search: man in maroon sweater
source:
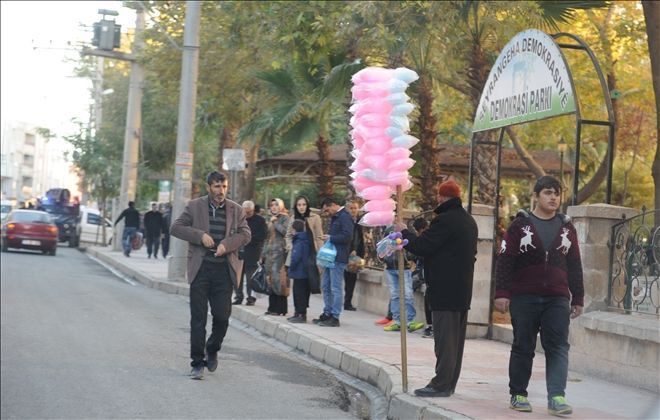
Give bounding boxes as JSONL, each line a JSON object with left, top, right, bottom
{"left": 495, "top": 176, "right": 584, "bottom": 417}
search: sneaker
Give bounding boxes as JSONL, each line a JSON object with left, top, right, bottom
{"left": 245, "top": 297, "right": 256, "bottom": 306}
{"left": 375, "top": 317, "right": 393, "bottom": 325}
{"left": 384, "top": 323, "right": 401, "bottom": 332}
{"left": 318, "top": 316, "right": 340, "bottom": 327}
{"left": 287, "top": 314, "right": 306, "bottom": 323}
{"left": 205, "top": 352, "right": 218, "bottom": 372}
{"left": 312, "top": 313, "right": 330, "bottom": 324}
{"left": 344, "top": 304, "right": 357, "bottom": 311}
{"left": 422, "top": 326, "right": 433, "bottom": 338}
{"left": 548, "top": 395, "right": 572, "bottom": 416}
{"left": 190, "top": 365, "right": 204, "bottom": 380}
{"left": 232, "top": 298, "right": 243, "bottom": 305}
{"left": 510, "top": 395, "right": 532, "bottom": 412}
{"left": 407, "top": 321, "right": 425, "bottom": 332}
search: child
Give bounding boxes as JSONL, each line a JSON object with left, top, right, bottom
{"left": 287, "top": 219, "right": 311, "bottom": 323}
{"left": 412, "top": 218, "right": 433, "bottom": 338}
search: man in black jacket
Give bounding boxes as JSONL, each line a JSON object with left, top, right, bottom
{"left": 397, "top": 179, "right": 478, "bottom": 397}
{"left": 144, "top": 203, "right": 164, "bottom": 259}
{"left": 233, "top": 200, "right": 267, "bottom": 305}
{"left": 114, "top": 201, "right": 140, "bottom": 257}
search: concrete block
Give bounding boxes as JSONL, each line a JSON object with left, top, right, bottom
{"left": 254, "top": 317, "right": 266, "bottom": 332}
{"left": 377, "top": 364, "right": 400, "bottom": 395}
{"left": 421, "top": 404, "right": 472, "bottom": 420}
{"left": 340, "top": 350, "right": 362, "bottom": 377}
{"left": 568, "top": 204, "right": 638, "bottom": 221}
{"left": 261, "top": 318, "right": 277, "bottom": 337}
{"left": 297, "top": 333, "right": 313, "bottom": 354}
{"left": 309, "top": 338, "right": 332, "bottom": 361}
{"left": 274, "top": 324, "right": 291, "bottom": 342}
{"left": 358, "top": 358, "right": 383, "bottom": 386}
{"left": 387, "top": 394, "right": 424, "bottom": 420}
{"left": 324, "top": 344, "right": 348, "bottom": 369}
{"left": 285, "top": 329, "right": 300, "bottom": 348}
{"left": 243, "top": 310, "right": 259, "bottom": 326}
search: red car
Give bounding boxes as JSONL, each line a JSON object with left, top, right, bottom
{"left": 1, "top": 209, "right": 59, "bottom": 255}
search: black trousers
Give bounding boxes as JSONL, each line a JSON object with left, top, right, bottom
{"left": 146, "top": 232, "right": 160, "bottom": 257}
{"left": 268, "top": 294, "right": 288, "bottom": 315}
{"left": 292, "top": 277, "right": 310, "bottom": 315}
{"left": 424, "top": 292, "right": 432, "bottom": 325}
{"left": 189, "top": 261, "right": 232, "bottom": 368}
{"left": 344, "top": 271, "right": 357, "bottom": 306}
{"left": 429, "top": 310, "right": 468, "bottom": 392}
{"left": 234, "top": 263, "right": 258, "bottom": 301}
{"left": 161, "top": 234, "right": 170, "bottom": 257}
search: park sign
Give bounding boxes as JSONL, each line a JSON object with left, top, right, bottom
{"left": 473, "top": 29, "right": 576, "bottom": 132}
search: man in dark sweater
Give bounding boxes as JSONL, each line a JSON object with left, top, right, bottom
{"left": 114, "top": 201, "right": 140, "bottom": 257}
{"left": 144, "top": 203, "right": 164, "bottom": 259}
{"left": 495, "top": 176, "right": 584, "bottom": 416}
{"left": 233, "top": 200, "right": 267, "bottom": 305}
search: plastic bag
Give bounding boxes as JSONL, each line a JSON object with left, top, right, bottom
{"left": 250, "top": 263, "right": 271, "bottom": 295}
{"left": 316, "top": 241, "right": 337, "bottom": 268}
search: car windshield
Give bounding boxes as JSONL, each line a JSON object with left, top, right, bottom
{"left": 40, "top": 204, "right": 77, "bottom": 216}
{"left": 10, "top": 211, "right": 52, "bottom": 223}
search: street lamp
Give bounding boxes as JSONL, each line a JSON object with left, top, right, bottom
{"left": 557, "top": 137, "right": 567, "bottom": 206}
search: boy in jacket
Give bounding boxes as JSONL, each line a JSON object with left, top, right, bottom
{"left": 288, "top": 220, "right": 312, "bottom": 323}
{"left": 495, "top": 176, "right": 584, "bottom": 416}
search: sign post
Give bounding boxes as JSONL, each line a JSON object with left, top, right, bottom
{"left": 222, "top": 148, "right": 246, "bottom": 201}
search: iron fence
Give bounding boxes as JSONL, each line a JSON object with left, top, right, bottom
{"left": 608, "top": 208, "right": 659, "bottom": 315}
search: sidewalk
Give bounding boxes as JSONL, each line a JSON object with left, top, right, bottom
{"left": 84, "top": 246, "right": 659, "bottom": 420}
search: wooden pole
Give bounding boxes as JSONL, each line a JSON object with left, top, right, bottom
{"left": 396, "top": 184, "right": 408, "bottom": 392}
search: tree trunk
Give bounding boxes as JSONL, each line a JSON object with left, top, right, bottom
{"left": 243, "top": 139, "right": 260, "bottom": 203}
{"left": 316, "top": 135, "right": 334, "bottom": 198}
{"left": 417, "top": 72, "right": 441, "bottom": 211}
{"left": 642, "top": 1, "right": 660, "bottom": 223}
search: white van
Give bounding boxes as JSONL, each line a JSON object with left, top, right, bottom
{"left": 77, "top": 206, "right": 113, "bottom": 245}
{"left": 1, "top": 200, "right": 13, "bottom": 221}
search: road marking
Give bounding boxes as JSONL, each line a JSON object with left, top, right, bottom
{"left": 86, "top": 254, "right": 137, "bottom": 286}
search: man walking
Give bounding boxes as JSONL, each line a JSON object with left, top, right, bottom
{"left": 144, "top": 203, "right": 163, "bottom": 259}
{"left": 397, "top": 179, "right": 478, "bottom": 397}
{"left": 161, "top": 203, "right": 171, "bottom": 258}
{"left": 343, "top": 200, "right": 364, "bottom": 311}
{"left": 170, "top": 171, "right": 251, "bottom": 380}
{"left": 495, "top": 175, "right": 584, "bottom": 416}
{"left": 114, "top": 201, "right": 140, "bottom": 257}
{"left": 233, "top": 200, "right": 267, "bottom": 305}
{"left": 313, "top": 197, "right": 353, "bottom": 327}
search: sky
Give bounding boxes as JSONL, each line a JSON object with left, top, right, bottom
{"left": 1, "top": 1, "right": 136, "bottom": 137}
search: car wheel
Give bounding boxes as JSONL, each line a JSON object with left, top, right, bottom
{"left": 68, "top": 235, "right": 79, "bottom": 248}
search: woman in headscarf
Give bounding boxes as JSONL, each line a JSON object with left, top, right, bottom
{"left": 284, "top": 195, "right": 324, "bottom": 322}
{"left": 264, "top": 198, "right": 290, "bottom": 315}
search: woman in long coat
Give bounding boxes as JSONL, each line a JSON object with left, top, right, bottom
{"left": 285, "top": 195, "right": 324, "bottom": 265}
{"left": 264, "top": 198, "right": 290, "bottom": 315}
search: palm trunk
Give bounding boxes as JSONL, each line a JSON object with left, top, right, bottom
{"left": 243, "top": 139, "right": 260, "bottom": 203}
{"left": 316, "top": 135, "right": 334, "bottom": 198}
{"left": 417, "top": 73, "right": 441, "bottom": 211}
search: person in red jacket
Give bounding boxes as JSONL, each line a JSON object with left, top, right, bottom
{"left": 495, "top": 176, "right": 584, "bottom": 417}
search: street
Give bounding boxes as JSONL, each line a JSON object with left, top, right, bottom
{"left": 1, "top": 246, "right": 357, "bottom": 419}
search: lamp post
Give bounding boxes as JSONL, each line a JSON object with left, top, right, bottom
{"left": 557, "top": 137, "right": 567, "bottom": 207}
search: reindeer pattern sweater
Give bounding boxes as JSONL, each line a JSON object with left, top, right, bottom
{"left": 495, "top": 210, "right": 584, "bottom": 306}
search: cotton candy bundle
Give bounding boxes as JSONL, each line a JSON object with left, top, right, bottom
{"left": 349, "top": 67, "right": 419, "bottom": 227}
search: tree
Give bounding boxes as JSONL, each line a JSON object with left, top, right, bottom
{"left": 642, "top": 1, "right": 660, "bottom": 220}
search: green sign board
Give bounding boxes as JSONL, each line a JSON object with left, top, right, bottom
{"left": 473, "top": 29, "right": 576, "bottom": 132}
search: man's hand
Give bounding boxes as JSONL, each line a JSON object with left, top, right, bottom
{"left": 321, "top": 234, "right": 330, "bottom": 241}
{"left": 215, "top": 244, "right": 226, "bottom": 257}
{"left": 570, "top": 305, "right": 583, "bottom": 319}
{"left": 494, "top": 298, "right": 510, "bottom": 313}
{"left": 350, "top": 250, "right": 356, "bottom": 256}
{"left": 201, "top": 233, "right": 215, "bottom": 248}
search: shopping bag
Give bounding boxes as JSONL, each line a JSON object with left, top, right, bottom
{"left": 316, "top": 241, "right": 336, "bottom": 268}
{"left": 131, "top": 231, "right": 144, "bottom": 250}
{"left": 250, "top": 263, "right": 271, "bottom": 295}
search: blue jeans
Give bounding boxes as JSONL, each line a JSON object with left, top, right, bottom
{"left": 321, "top": 263, "right": 347, "bottom": 318}
{"left": 386, "top": 269, "right": 416, "bottom": 324}
{"left": 122, "top": 227, "right": 137, "bottom": 254}
{"left": 508, "top": 295, "right": 571, "bottom": 399}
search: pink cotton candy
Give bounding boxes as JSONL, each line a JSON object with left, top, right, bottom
{"left": 359, "top": 211, "right": 395, "bottom": 227}
{"left": 391, "top": 135, "right": 419, "bottom": 148}
{"left": 362, "top": 154, "right": 389, "bottom": 170}
{"left": 352, "top": 177, "right": 381, "bottom": 192}
{"left": 350, "top": 100, "right": 393, "bottom": 117}
{"left": 362, "top": 137, "right": 392, "bottom": 154}
{"left": 358, "top": 185, "right": 393, "bottom": 201}
{"left": 380, "top": 171, "right": 410, "bottom": 187}
{"left": 353, "top": 124, "right": 387, "bottom": 140}
{"left": 388, "top": 158, "right": 415, "bottom": 172}
{"left": 352, "top": 67, "right": 394, "bottom": 84}
{"left": 385, "top": 147, "right": 411, "bottom": 160}
{"left": 362, "top": 199, "right": 396, "bottom": 213}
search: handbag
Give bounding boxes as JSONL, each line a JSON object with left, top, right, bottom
{"left": 250, "top": 263, "right": 271, "bottom": 295}
{"left": 316, "top": 241, "right": 337, "bottom": 268}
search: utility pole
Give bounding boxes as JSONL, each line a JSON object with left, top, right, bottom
{"left": 114, "top": 7, "right": 145, "bottom": 251}
{"left": 168, "top": 1, "right": 201, "bottom": 281}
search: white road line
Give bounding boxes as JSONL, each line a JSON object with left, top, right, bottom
{"left": 86, "top": 253, "right": 137, "bottom": 286}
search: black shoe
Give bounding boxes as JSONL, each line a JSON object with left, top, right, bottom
{"left": 318, "top": 316, "right": 340, "bottom": 327}
{"left": 232, "top": 298, "right": 243, "bottom": 305}
{"left": 265, "top": 311, "right": 281, "bottom": 315}
{"left": 422, "top": 326, "right": 433, "bottom": 338}
{"left": 148, "top": 254, "right": 151, "bottom": 259}
{"left": 206, "top": 352, "right": 218, "bottom": 372}
{"left": 154, "top": 255, "right": 158, "bottom": 259}
{"left": 287, "top": 314, "right": 306, "bottom": 323}
{"left": 312, "top": 313, "right": 330, "bottom": 324}
{"left": 123, "top": 250, "right": 130, "bottom": 257}
{"left": 414, "top": 386, "right": 452, "bottom": 397}
{"left": 344, "top": 304, "right": 357, "bottom": 311}
{"left": 245, "top": 297, "right": 256, "bottom": 306}
{"left": 190, "top": 365, "right": 204, "bottom": 380}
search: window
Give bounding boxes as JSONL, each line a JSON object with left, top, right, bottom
{"left": 87, "top": 213, "right": 102, "bottom": 225}
{"left": 25, "top": 134, "right": 35, "bottom": 145}
{"left": 23, "top": 154, "right": 34, "bottom": 165}
{"left": 22, "top": 176, "right": 33, "bottom": 187}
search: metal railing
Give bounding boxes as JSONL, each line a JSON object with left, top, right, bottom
{"left": 608, "top": 208, "right": 659, "bottom": 315}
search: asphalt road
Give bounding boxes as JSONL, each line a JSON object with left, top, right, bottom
{"left": 1, "top": 246, "right": 357, "bottom": 419}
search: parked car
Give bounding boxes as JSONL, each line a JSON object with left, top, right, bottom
{"left": 1, "top": 209, "right": 59, "bottom": 255}
{"left": 77, "top": 206, "right": 113, "bottom": 245}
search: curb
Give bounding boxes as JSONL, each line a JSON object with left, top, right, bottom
{"left": 84, "top": 247, "right": 471, "bottom": 420}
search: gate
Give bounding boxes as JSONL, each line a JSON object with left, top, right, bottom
{"left": 608, "top": 208, "right": 660, "bottom": 315}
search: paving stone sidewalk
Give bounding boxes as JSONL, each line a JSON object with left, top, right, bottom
{"left": 85, "top": 246, "right": 659, "bottom": 420}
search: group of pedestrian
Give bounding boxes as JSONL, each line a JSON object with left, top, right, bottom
{"left": 114, "top": 201, "right": 171, "bottom": 259}
{"left": 168, "top": 170, "right": 585, "bottom": 418}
